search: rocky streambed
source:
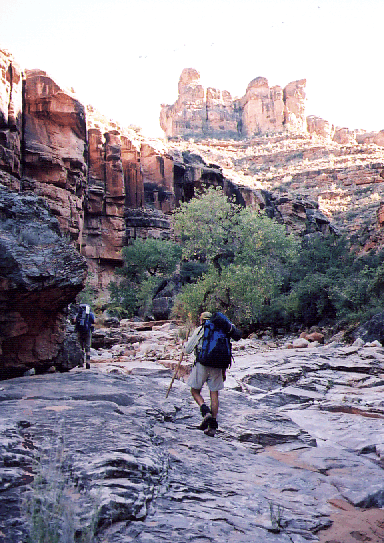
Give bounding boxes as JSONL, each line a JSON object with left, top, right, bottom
{"left": 1, "top": 321, "right": 384, "bottom": 542}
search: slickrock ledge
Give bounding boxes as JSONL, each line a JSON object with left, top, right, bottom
{"left": 1, "top": 327, "right": 384, "bottom": 543}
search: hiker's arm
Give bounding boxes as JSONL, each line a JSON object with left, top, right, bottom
{"left": 91, "top": 312, "right": 95, "bottom": 332}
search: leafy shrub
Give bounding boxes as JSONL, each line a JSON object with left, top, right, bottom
{"left": 172, "top": 188, "right": 298, "bottom": 326}
{"left": 265, "top": 234, "right": 384, "bottom": 329}
{"left": 108, "top": 238, "right": 182, "bottom": 319}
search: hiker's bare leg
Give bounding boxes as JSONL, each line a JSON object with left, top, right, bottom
{"left": 191, "top": 388, "right": 205, "bottom": 407}
{"left": 210, "top": 391, "right": 219, "bottom": 419}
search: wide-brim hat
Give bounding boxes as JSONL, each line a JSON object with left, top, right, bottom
{"left": 200, "top": 311, "right": 212, "bottom": 321}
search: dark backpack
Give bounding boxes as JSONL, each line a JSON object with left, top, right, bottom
{"left": 75, "top": 306, "right": 91, "bottom": 333}
{"left": 196, "top": 312, "right": 241, "bottom": 369}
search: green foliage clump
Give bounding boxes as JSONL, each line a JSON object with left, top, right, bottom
{"left": 106, "top": 187, "right": 384, "bottom": 331}
{"left": 172, "top": 187, "right": 299, "bottom": 326}
{"left": 262, "top": 235, "right": 384, "bottom": 328}
{"left": 108, "top": 238, "right": 182, "bottom": 319}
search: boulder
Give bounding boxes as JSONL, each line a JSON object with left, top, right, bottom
{"left": 354, "top": 312, "right": 384, "bottom": 344}
{"left": 300, "top": 331, "right": 325, "bottom": 343}
{"left": 0, "top": 185, "right": 87, "bottom": 378}
{"left": 292, "top": 337, "right": 309, "bottom": 348}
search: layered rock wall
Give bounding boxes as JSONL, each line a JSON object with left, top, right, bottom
{"left": 0, "top": 53, "right": 174, "bottom": 289}
{"left": 160, "top": 68, "right": 307, "bottom": 139}
{"left": 23, "top": 69, "right": 87, "bottom": 243}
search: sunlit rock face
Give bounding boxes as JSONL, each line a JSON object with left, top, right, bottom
{"left": 83, "top": 124, "right": 127, "bottom": 289}
{"left": 307, "top": 115, "right": 335, "bottom": 140}
{"left": 333, "top": 126, "right": 357, "bottom": 144}
{"left": 241, "top": 77, "right": 285, "bottom": 136}
{"left": 84, "top": 110, "right": 174, "bottom": 288}
{"left": 23, "top": 69, "right": 87, "bottom": 245}
{"left": 283, "top": 79, "right": 307, "bottom": 133}
{"left": 160, "top": 68, "right": 240, "bottom": 139}
{"left": 160, "top": 69, "right": 307, "bottom": 139}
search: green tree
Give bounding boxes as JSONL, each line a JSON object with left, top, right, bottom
{"left": 172, "top": 187, "right": 299, "bottom": 325}
{"left": 109, "top": 238, "right": 182, "bottom": 318}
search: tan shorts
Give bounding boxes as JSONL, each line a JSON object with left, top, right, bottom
{"left": 188, "top": 362, "right": 224, "bottom": 392}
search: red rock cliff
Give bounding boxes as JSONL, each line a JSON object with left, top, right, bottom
{"left": 0, "top": 53, "right": 174, "bottom": 290}
{"left": 160, "top": 68, "right": 307, "bottom": 139}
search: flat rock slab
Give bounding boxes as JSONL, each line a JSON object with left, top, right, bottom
{"left": 0, "top": 346, "right": 384, "bottom": 542}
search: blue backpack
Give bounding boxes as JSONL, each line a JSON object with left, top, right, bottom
{"left": 196, "top": 312, "right": 241, "bottom": 369}
{"left": 75, "top": 305, "right": 93, "bottom": 333}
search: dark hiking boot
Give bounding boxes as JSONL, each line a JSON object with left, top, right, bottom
{"left": 199, "top": 413, "right": 213, "bottom": 431}
{"left": 85, "top": 362, "right": 91, "bottom": 369}
{"left": 199, "top": 403, "right": 213, "bottom": 430}
{"left": 200, "top": 404, "right": 211, "bottom": 417}
{"left": 204, "top": 417, "right": 218, "bottom": 437}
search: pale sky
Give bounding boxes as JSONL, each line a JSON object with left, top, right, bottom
{"left": 1, "top": 0, "right": 383, "bottom": 137}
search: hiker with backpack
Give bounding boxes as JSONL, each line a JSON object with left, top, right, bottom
{"left": 74, "top": 304, "right": 95, "bottom": 369}
{"left": 184, "top": 311, "right": 242, "bottom": 437}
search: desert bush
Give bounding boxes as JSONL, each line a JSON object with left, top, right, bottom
{"left": 23, "top": 429, "right": 98, "bottom": 543}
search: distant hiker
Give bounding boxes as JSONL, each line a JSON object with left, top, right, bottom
{"left": 74, "top": 304, "right": 95, "bottom": 369}
{"left": 184, "top": 311, "right": 242, "bottom": 437}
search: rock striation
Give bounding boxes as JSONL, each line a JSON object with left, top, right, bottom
{"left": 160, "top": 68, "right": 308, "bottom": 139}
{"left": 1, "top": 324, "right": 384, "bottom": 542}
{"left": 0, "top": 185, "right": 87, "bottom": 378}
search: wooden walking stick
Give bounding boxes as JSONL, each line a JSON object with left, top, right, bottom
{"left": 166, "top": 321, "right": 192, "bottom": 398}
{"left": 165, "top": 350, "right": 184, "bottom": 398}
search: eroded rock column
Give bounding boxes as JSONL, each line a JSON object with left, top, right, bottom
{"left": 23, "top": 69, "right": 87, "bottom": 245}
{"left": 0, "top": 49, "right": 23, "bottom": 187}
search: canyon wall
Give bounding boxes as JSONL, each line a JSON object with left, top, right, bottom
{"left": 0, "top": 49, "right": 22, "bottom": 187}
{"left": 4, "top": 51, "right": 325, "bottom": 293}
{"left": 2, "top": 48, "right": 384, "bottom": 296}
{"left": 160, "top": 68, "right": 307, "bottom": 139}
{"left": 161, "top": 69, "right": 383, "bottom": 150}
{"left": 0, "top": 49, "right": 177, "bottom": 290}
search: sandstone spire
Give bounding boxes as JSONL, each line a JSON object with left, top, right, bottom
{"left": 160, "top": 69, "right": 307, "bottom": 139}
